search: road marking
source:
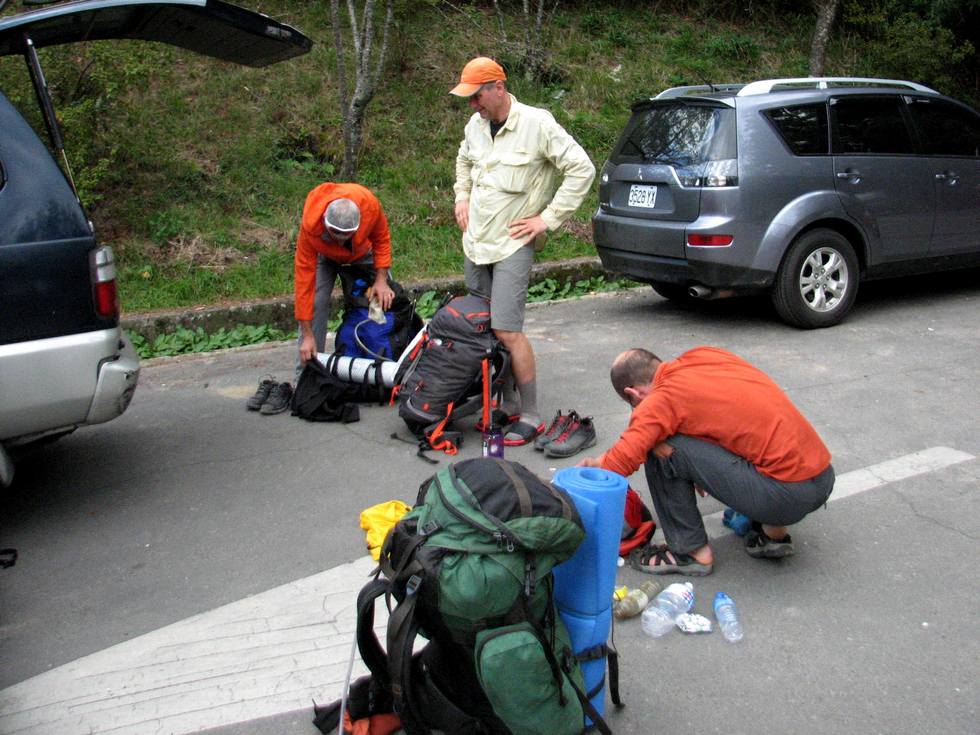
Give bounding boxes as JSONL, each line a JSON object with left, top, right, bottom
{"left": 0, "top": 446, "right": 973, "bottom": 735}
{"left": 702, "top": 446, "right": 975, "bottom": 539}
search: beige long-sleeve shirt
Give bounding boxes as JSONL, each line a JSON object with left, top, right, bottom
{"left": 454, "top": 95, "right": 595, "bottom": 265}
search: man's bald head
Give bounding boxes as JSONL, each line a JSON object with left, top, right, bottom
{"left": 610, "top": 348, "right": 662, "bottom": 401}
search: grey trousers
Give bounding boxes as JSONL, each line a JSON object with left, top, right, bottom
{"left": 643, "top": 435, "right": 835, "bottom": 554}
{"left": 295, "top": 253, "right": 374, "bottom": 380}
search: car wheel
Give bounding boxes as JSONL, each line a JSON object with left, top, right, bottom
{"left": 772, "top": 229, "right": 859, "bottom": 328}
{"left": 650, "top": 282, "right": 694, "bottom": 303}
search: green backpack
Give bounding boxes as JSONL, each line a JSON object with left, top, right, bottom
{"left": 352, "top": 457, "right": 615, "bottom": 735}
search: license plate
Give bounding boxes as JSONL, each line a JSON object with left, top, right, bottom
{"left": 627, "top": 184, "right": 657, "bottom": 208}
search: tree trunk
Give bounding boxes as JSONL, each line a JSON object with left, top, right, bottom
{"left": 330, "top": 0, "right": 393, "bottom": 181}
{"left": 809, "top": 0, "right": 841, "bottom": 77}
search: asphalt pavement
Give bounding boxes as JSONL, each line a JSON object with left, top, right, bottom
{"left": 1, "top": 274, "right": 978, "bottom": 735}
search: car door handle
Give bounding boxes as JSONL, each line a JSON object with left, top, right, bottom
{"left": 935, "top": 171, "right": 960, "bottom": 183}
{"left": 836, "top": 171, "right": 861, "bottom": 182}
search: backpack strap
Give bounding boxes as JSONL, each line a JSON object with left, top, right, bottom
{"left": 355, "top": 578, "right": 391, "bottom": 687}
{"left": 425, "top": 403, "right": 460, "bottom": 456}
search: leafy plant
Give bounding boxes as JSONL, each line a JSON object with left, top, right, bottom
{"left": 128, "top": 324, "right": 289, "bottom": 359}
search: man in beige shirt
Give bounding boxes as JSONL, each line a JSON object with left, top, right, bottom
{"left": 450, "top": 57, "right": 595, "bottom": 445}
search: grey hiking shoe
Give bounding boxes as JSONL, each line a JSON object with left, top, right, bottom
{"left": 246, "top": 375, "right": 276, "bottom": 411}
{"left": 745, "top": 529, "right": 794, "bottom": 558}
{"left": 545, "top": 414, "right": 597, "bottom": 458}
{"left": 534, "top": 409, "right": 575, "bottom": 451}
{"left": 260, "top": 382, "right": 293, "bottom": 415}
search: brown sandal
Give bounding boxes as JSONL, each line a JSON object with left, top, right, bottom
{"left": 628, "top": 544, "right": 713, "bottom": 576}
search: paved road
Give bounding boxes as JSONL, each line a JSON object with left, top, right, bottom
{"left": 2, "top": 275, "right": 978, "bottom": 735}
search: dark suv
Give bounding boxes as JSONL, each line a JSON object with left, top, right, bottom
{"left": 0, "top": 0, "right": 311, "bottom": 486}
{"left": 592, "top": 77, "right": 980, "bottom": 328}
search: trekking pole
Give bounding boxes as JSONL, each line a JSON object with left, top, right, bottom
{"left": 336, "top": 632, "right": 359, "bottom": 735}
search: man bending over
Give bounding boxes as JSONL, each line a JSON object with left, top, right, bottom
{"left": 581, "top": 346, "right": 835, "bottom": 575}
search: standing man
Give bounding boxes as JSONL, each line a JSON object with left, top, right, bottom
{"left": 580, "top": 346, "right": 835, "bottom": 575}
{"left": 450, "top": 57, "right": 595, "bottom": 445}
{"left": 295, "top": 182, "right": 395, "bottom": 377}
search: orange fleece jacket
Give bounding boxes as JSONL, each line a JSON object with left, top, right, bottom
{"left": 600, "top": 347, "right": 831, "bottom": 482}
{"left": 294, "top": 183, "right": 392, "bottom": 322}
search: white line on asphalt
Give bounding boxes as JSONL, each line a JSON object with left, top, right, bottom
{"left": 0, "top": 446, "right": 973, "bottom": 735}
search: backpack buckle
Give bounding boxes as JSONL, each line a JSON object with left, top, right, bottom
{"left": 421, "top": 520, "right": 440, "bottom": 536}
{"left": 405, "top": 574, "right": 422, "bottom": 596}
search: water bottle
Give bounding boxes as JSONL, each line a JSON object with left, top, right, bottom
{"left": 613, "top": 579, "right": 661, "bottom": 620}
{"left": 713, "top": 592, "right": 744, "bottom": 642}
{"left": 482, "top": 427, "right": 504, "bottom": 458}
{"left": 368, "top": 297, "right": 385, "bottom": 324}
{"left": 351, "top": 278, "right": 367, "bottom": 298}
{"left": 640, "top": 582, "right": 694, "bottom": 638}
{"left": 723, "top": 507, "right": 752, "bottom": 536}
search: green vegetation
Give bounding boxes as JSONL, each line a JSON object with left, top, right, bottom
{"left": 0, "top": 0, "right": 976, "bottom": 316}
{"left": 127, "top": 274, "right": 636, "bottom": 359}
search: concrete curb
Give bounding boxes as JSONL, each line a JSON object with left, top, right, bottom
{"left": 121, "top": 256, "right": 609, "bottom": 341}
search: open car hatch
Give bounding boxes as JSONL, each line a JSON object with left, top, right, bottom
{"left": 0, "top": 0, "right": 312, "bottom": 66}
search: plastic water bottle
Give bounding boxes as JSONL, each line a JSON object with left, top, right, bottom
{"left": 723, "top": 508, "right": 752, "bottom": 536}
{"left": 613, "top": 579, "right": 661, "bottom": 620}
{"left": 368, "top": 297, "right": 385, "bottom": 324}
{"left": 640, "top": 582, "right": 694, "bottom": 638}
{"left": 713, "top": 592, "right": 743, "bottom": 642}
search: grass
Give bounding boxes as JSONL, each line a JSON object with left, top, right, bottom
{"left": 127, "top": 274, "right": 637, "bottom": 359}
{"left": 0, "top": 1, "right": 973, "bottom": 316}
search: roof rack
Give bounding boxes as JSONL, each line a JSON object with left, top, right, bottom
{"left": 737, "top": 77, "right": 939, "bottom": 96}
{"left": 654, "top": 84, "right": 745, "bottom": 100}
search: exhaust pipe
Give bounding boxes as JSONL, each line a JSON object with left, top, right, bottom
{"left": 688, "top": 285, "right": 738, "bottom": 300}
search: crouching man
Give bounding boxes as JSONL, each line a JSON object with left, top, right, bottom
{"left": 580, "top": 346, "right": 835, "bottom": 575}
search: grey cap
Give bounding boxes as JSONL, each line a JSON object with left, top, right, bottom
{"left": 323, "top": 198, "right": 361, "bottom": 233}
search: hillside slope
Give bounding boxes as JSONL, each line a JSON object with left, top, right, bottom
{"left": 0, "top": 0, "right": 974, "bottom": 313}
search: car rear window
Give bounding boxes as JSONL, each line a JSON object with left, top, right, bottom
{"left": 831, "top": 96, "right": 915, "bottom": 155}
{"left": 613, "top": 102, "right": 736, "bottom": 166}
{"left": 764, "top": 103, "right": 828, "bottom": 155}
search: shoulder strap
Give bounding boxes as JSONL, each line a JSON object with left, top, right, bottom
{"left": 355, "top": 578, "right": 391, "bottom": 688}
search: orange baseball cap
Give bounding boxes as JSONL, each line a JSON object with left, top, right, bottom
{"left": 449, "top": 57, "right": 507, "bottom": 96}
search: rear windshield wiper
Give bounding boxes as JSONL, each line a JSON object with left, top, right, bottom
{"left": 641, "top": 154, "right": 683, "bottom": 166}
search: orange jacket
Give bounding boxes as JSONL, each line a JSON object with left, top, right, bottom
{"left": 294, "top": 183, "right": 392, "bottom": 322}
{"left": 600, "top": 347, "right": 831, "bottom": 482}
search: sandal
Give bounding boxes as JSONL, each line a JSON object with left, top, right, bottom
{"left": 628, "top": 544, "right": 713, "bottom": 576}
{"left": 474, "top": 410, "right": 520, "bottom": 433}
{"left": 503, "top": 419, "right": 545, "bottom": 447}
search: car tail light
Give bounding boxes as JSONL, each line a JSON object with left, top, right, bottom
{"left": 90, "top": 245, "right": 120, "bottom": 318}
{"left": 676, "top": 159, "right": 738, "bottom": 187}
{"left": 687, "top": 234, "right": 734, "bottom": 247}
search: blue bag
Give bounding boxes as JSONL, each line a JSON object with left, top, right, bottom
{"left": 335, "top": 308, "right": 400, "bottom": 360}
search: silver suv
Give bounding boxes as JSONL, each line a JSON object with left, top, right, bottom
{"left": 592, "top": 77, "right": 980, "bottom": 328}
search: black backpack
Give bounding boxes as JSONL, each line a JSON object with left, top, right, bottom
{"left": 290, "top": 355, "right": 389, "bottom": 422}
{"left": 393, "top": 294, "right": 509, "bottom": 455}
{"left": 314, "top": 458, "right": 617, "bottom": 735}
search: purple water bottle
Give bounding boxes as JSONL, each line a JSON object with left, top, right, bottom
{"left": 482, "top": 425, "right": 504, "bottom": 458}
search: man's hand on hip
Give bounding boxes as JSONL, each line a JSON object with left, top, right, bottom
{"left": 454, "top": 199, "right": 470, "bottom": 232}
{"left": 508, "top": 215, "right": 548, "bottom": 245}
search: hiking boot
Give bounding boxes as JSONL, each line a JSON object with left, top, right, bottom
{"left": 534, "top": 409, "right": 575, "bottom": 451}
{"left": 246, "top": 375, "right": 276, "bottom": 411}
{"left": 260, "top": 382, "right": 293, "bottom": 415}
{"left": 745, "top": 528, "right": 794, "bottom": 558}
{"left": 545, "top": 415, "right": 597, "bottom": 458}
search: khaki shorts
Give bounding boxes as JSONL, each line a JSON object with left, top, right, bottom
{"left": 463, "top": 246, "right": 534, "bottom": 332}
